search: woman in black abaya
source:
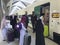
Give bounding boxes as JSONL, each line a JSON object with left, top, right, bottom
{"left": 35, "top": 17, "right": 45, "bottom": 45}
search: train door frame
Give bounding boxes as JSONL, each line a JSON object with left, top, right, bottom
{"left": 40, "top": 2, "right": 50, "bottom": 37}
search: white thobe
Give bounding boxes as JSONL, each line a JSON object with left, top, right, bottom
{"left": 19, "top": 23, "right": 26, "bottom": 45}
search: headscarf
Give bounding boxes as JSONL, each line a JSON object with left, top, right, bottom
{"left": 40, "top": 16, "right": 44, "bottom": 25}
{"left": 21, "top": 15, "right": 26, "bottom": 27}
{"left": 16, "top": 15, "right": 26, "bottom": 30}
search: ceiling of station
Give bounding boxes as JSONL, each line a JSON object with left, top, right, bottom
{"left": 9, "top": 0, "right": 36, "bottom": 15}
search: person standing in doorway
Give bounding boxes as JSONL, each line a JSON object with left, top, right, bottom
{"left": 31, "top": 11, "right": 37, "bottom": 33}
{"left": 35, "top": 16, "right": 45, "bottom": 45}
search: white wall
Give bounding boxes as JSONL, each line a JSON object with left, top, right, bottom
{"left": 49, "top": 0, "right": 60, "bottom": 39}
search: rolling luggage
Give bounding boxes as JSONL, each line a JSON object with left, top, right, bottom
{"left": 23, "top": 32, "right": 31, "bottom": 45}
{"left": 7, "top": 28, "right": 14, "bottom": 43}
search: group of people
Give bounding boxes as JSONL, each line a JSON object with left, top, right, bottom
{"left": 1, "top": 11, "right": 45, "bottom": 45}
{"left": 1, "top": 11, "right": 29, "bottom": 45}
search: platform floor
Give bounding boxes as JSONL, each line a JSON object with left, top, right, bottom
{"left": 0, "top": 27, "right": 58, "bottom": 45}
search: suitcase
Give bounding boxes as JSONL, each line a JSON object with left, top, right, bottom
{"left": 23, "top": 32, "right": 31, "bottom": 45}
{"left": 7, "top": 28, "right": 14, "bottom": 43}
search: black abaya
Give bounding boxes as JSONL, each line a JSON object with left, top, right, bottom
{"left": 36, "top": 19, "right": 45, "bottom": 45}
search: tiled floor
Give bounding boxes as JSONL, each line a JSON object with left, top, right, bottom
{"left": 0, "top": 28, "right": 58, "bottom": 45}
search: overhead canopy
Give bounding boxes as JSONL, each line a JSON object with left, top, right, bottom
{"left": 9, "top": 0, "right": 36, "bottom": 15}
{"left": 13, "top": 1, "right": 26, "bottom": 8}
{"left": 21, "top": 0, "right": 35, "bottom": 4}
{"left": 9, "top": 6, "right": 21, "bottom": 15}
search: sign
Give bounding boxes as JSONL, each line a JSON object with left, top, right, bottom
{"left": 52, "top": 13, "right": 60, "bottom": 18}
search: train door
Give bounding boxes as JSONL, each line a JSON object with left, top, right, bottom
{"left": 40, "top": 3, "right": 50, "bottom": 37}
